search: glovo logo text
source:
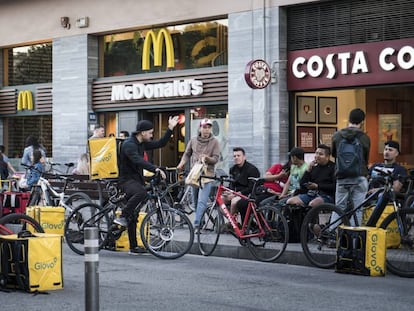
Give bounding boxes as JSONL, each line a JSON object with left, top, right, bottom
{"left": 17, "top": 90, "right": 34, "bottom": 111}
{"left": 142, "top": 28, "right": 174, "bottom": 71}
{"left": 369, "top": 233, "right": 383, "bottom": 273}
{"left": 41, "top": 220, "right": 65, "bottom": 230}
{"left": 34, "top": 257, "right": 58, "bottom": 270}
{"left": 92, "top": 152, "right": 113, "bottom": 163}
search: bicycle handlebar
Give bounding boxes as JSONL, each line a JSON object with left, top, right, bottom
{"left": 21, "top": 163, "right": 75, "bottom": 182}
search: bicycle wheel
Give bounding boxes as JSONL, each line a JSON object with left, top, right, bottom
{"left": 64, "top": 203, "right": 110, "bottom": 255}
{"left": 63, "top": 192, "right": 93, "bottom": 217}
{"left": 380, "top": 207, "right": 414, "bottom": 278}
{"left": 247, "top": 205, "right": 289, "bottom": 262}
{"left": 300, "top": 203, "right": 350, "bottom": 269}
{"left": 140, "top": 207, "right": 194, "bottom": 259}
{"left": 0, "top": 213, "right": 44, "bottom": 235}
{"left": 197, "top": 202, "right": 222, "bottom": 256}
{"left": 180, "top": 185, "right": 195, "bottom": 213}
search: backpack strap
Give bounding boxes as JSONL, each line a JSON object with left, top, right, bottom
{"left": 12, "top": 240, "right": 30, "bottom": 292}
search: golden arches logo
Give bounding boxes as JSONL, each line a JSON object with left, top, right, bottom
{"left": 142, "top": 28, "right": 175, "bottom": 71}
{"left": 17, "top": 90, "right": 34, "bottom": 111}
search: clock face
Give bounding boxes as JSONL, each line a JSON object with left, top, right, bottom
{"left": 244, "top": 59, "right": 271, "bottom": 89}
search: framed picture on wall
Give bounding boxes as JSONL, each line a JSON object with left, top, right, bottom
{"left": 318, "top": 97, "right": 337, "bottom": 124}
{"left": 378, "top": 114, "right": 401, "bottom": 153}
{"left": 297, "top": 126, "right": 316, "bottom": 152}
{"left": 297, "top": 96, "right": 316, "bottom": 123}
{"left": 318, "top": 127, "right": 337, "bottom": 148}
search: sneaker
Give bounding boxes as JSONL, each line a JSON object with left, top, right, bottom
{"left": 128, "top": 246, "right": 147, "bottom": 255}
{"left": 114, "top": 217, "right": 127, "bottom": 227}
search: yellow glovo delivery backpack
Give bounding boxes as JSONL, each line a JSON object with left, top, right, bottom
{"left": 0, "top": 232, "right": 63, "bottom": 292}
{"left": 88, "top": 137, "right": 120, "bottom": 179}
{"left": 88, "top": 137, "right": 154, "bottom": 180}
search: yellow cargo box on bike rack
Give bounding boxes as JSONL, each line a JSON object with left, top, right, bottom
{"left": 26, "top": 206, "right": 65, "bottom": 235}
{"left": 115, "top": 212, "right": 149, "bottom": 251}
{"left": 336, "top": 226, "right": 387, "bottom": 276}
{"left": 362, "top": 204, "right": 400, "bottom": 248}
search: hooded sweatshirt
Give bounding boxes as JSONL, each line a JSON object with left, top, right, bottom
{"left": 331, "top": 127, "right": 371, "bottom": 178}
{"left": 181, "top": 134, "right": 220, "bottom": 176}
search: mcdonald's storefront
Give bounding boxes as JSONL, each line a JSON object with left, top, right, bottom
{"left": 92, "top": 21, "right": 230, "bottom": 171}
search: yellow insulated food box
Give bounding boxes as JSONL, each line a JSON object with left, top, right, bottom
{"left": 26, "top": 206, "right": 65, "bottom": 235}
{"left": 0, "top": 233, "right": 63, "bottom": 292}
{"left": 115, "top": 212, "right": 149, "bottom": 251}
{"left": 336, "top": 226, "right": 387, "bottom": 276}
{"left": 362, "top": 204, "right": 400, "bottom": 248}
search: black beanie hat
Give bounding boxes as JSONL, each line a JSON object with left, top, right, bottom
{"left": 135, "top": 120, "right": 153, "bottom": 133}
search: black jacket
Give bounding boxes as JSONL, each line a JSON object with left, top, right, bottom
{"left": 300, "top": 161, "right": 336, "bottom": 197}
{"left": 119, "top": 129, "right": 173, "bottom": 185}
{"left": 229, "top": 161, "right": 260, "bottom": 195}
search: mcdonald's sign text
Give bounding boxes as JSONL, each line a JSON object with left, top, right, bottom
{"left": 111, "top": 79, "right": 203, "bottom": 101}
{"left": 17, "top": 90, "right": 34, "bottom": 111}
{"left": 142, "top": 28, "right": 175, "bottom": 70}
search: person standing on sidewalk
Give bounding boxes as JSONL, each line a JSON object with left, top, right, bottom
{"left": 117, "top": 116, "right": 179, "bottom": 254}
{"left": 177, "top": 118, "right": 220, "bottom": 228}
{"left": 331, "top": 108, "right": 371, "bottom": 225}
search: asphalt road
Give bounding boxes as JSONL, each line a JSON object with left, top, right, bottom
{"left": 1, "top": 244, "right": 413, "bottom": 311}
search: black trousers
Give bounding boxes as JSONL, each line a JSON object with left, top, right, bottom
{"left": 120, "top": 179, "right": 147, "bottom": 249}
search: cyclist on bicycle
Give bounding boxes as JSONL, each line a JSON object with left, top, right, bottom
{"left": 116, "top": 117, "right": 179, "bottom": 255}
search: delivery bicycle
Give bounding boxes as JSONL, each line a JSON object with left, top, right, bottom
{"left": 197, "top": 175, "right": 289, "bottom": 262}
{"left": 21, "top": 164, "right": 92, "bottom": 216}
{"left": 64, "top": 171, "right": 194, "bottom": 259}
{"left": 300, "top": 168, "right": 414, "bottom": 277}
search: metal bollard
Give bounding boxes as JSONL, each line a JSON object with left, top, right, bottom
{"left": 85, "top": 227, "right": 99, "bottom": 311}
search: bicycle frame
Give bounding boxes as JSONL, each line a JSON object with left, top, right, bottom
{"left": 213, "top": 182, "right": 268, "bottom": 239}
{"left": 32, "top": 176, "right": 66, "bottom": 207}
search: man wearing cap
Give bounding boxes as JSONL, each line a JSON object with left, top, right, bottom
{"left": 368, "top": 140, "right": 407, "bottom": 193}
{"left": 116, "top": 116, "right": 179, "bottom": 254}
{"left": 177, "top": 118, "right": 220, "bottom": 228}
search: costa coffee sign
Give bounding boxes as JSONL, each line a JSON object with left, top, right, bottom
{"left": 288, "top": 38, "right": 414, "bottom": 90}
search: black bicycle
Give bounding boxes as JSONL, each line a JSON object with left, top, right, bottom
{"left": 300, "top": 168, "right": 414, "bottom": 277}
{"left": 64, "top": 172, "right": 194, "bottom": 259}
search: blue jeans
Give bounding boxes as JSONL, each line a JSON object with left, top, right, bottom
{"left": 193, "top": 182, "right": 213, "bottom": 226}
{"left": 333, "top": 176, "right": 368, "bottom": 226}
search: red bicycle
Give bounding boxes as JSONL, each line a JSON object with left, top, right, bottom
{"left": 197, "top": 175, "right": 289, "bottom": 262}
{"left": 0, "top": 213, "right": 44, "bottom": 235}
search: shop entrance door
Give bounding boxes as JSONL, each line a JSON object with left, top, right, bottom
{"left": 151, "top": 111, "right": 185, "bottom": 168}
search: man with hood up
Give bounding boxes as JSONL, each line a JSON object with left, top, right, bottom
{"left": 331, "top": 108, "right": 371, "bottom": 225}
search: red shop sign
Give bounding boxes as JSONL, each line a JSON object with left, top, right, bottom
{"left": 287, "top": 38, "right": 414, "bottom": 91}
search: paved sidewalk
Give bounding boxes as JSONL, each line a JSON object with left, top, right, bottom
{"left": 188, "top": 231, "right": 314, "bottom": 267}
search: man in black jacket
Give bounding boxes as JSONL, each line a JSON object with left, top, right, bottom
{"left": 286, "top": 144, "right": 336, "bottom": 207}
{"left": 116, "top": 116, "right": 178, "bottom": 254}
{"left": 227, "top": 147, "right": 260, "bottom": 223}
